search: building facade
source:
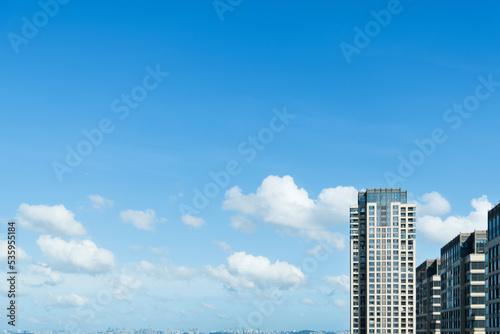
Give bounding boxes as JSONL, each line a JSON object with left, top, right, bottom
{"left": 416, "top": 259, "right": 441, "bottom": 334}
{"left": 440, "top": 231, "right": 487, "bottom": 334}
{"left": 350, "top": 188, "right": 416, "bottom": 334}
{"left": 486, "top": 203, "right": 500, "bottom": 334}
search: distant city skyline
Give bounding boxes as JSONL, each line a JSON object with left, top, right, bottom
{"left": 1, "top": 329, "right": 350, "bottom": 334}
{"left": 1, "top": 0, "right": 500, "bottom": 332}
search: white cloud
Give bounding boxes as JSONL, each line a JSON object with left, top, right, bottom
{"left": 201, "top": 302, "right": 216, "bottom": 310}
{"left": 112, "top": 274, "right": 143, "bottom": 301}
{"left": 217, "top": 313, "right": 229, "bottom": 319}
{"left": 418, "top": 195, "right": 492, "bottom": 244}
{"left": 229, "top": 215, "right": 255, "bottom": 233}
{"left": 323, "top": 274, "right": 350, "bottom": 293}
{"left": 138, "top": 260, "right": 155, "bottom": 271}
{"left": 300, "top": 297, "right": 315, "bottom": 306}
{"left": 150, "top": 246, "right": 169, "bottom": 255}
{"left": 306, "top": 243, "right": 340, "bottom": 257}
{"left": 307, "top": 244, "right": 322, "bottom": 255}
{"left": 50, "top": 294, "right": 89, "bottom": 307}
{"left": 120, "top": 209, "right": 160, "bottom": 231}
{"left": 222, "top": 175, "right": 354, "bottom": 249}
{"left": 298, "top": 313, "right": 306, "bottom": 319}
{"left": 181, "top": 215, "right": 205, "bottom": 228}
{"left": 205, "top": 251, "right": 306, "bottom": 290}
{"left": 16, "top": 203, "right": 86, "bottom": 236}
{"left": 299, "top": 230, "right": 344, "bottom": 250}
{"left": 223, "top": 175, "right": 357, "bottom": 228}
{"left": 415, "top": 191, "right": 451, "bottom": 216}
{"left": 26, "top": 263, "right": 62, "bottom": 286}
{"left": 333, "top": 298, "right": 347, "bottom": 308}
{"left": 88, "top": 195, "right": 114, "bottom": 211}
{"left": 37, "top": 235, "right": 116, "bottom": 273}
{"left": 0, "top": 239, "right": 31, "bottom": 262}
{"left": 214, "top": 241, "right": 233, "bottom": 253}
{"left": 137, "top": 260, "right": 197, "bottom": 281}
{"left": 205, "top": 264, "right": 255, "bottom": 289}
{"left": 306, "top": 245, "right": 321, "bottom": 255}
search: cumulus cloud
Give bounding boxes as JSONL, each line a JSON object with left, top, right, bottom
{"left": 306, "top": 243, "right": 339, "bottom": 257}
{"left": 150, "top": 246, "right": 169, "bottom": 255}
{"left": 88, "top": 195, "right": 114, "bottom": 211}
{"left": 333, "top": 298, "right": 347, "bottom": 308}
{"left": 120, "top": 209, "right": 162, "bottom": 231}
{"left": 418, "top": 195, "right": 492, "bottom": 244}
{"left": 300, "top": 230, "right": 344, "bottom": 250}
{"left": 25, "top": 263, "right": 62, "bottom": 286}
{"left": 307, "top": 245, "right": 321, "bottom": 255}
{"left": 0, "top": 239, "right": 31, "bottom": 262}
{"left": 300, "top": 297, "right": 315, "bottom": 306}
{"left": 205, "top": 251, "right": 306, "bottom": 290}
{"left": 181, "top": 215, "right": 205, "bottom": 228}
{"left": 217, "top": 313, "right": 229, "bottom": 319}
{"left": 50, "top": 294, "right": 89, "bottom": 307}
{"left": 223, "top": 175, "right": 357, "bottom": 228}
{"left": 136, "top": 260, "right": 197, "bottom": 281}
{"left": 37, "top": 235, "right": 116, "bottom": 273}
{"left": 323, "top": 274, "right": 350, "bottom": 293}
{"left": 222, "top": 175, "right": 354, "bottom": 248}
{"left": 415, "top": 192, "right": 451, "bottom": 216}
{"left": 16, "top": 203, "right": 86, "bottom": 236}
{"left": 112, "top": 274, "right": 143, "bottom": 301}
{"left": 214, "top": 241, "right": 233, "bottom": 253}
{"left": 229, "top": 215, "right": 255, "bottom": 233}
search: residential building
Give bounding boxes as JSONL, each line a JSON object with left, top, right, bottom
{"left": 440, "top": 231, "right": 487, "bottom": 334}
{"left": 416, "top": 259, "right": 441, "bottom": 334}
{"left": 350, "top": 188, "right": 416, "bottom": 334}
{"left": 486, "top": 203, "right": 500, "bottom": 334}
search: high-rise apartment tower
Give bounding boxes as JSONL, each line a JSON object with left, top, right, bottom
{"left": 350, "top": 188, "right": 417, "bottom": 334}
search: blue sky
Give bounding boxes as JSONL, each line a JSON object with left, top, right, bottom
{"left": 1, "top": 0, "right": 500, "bottom": 332}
